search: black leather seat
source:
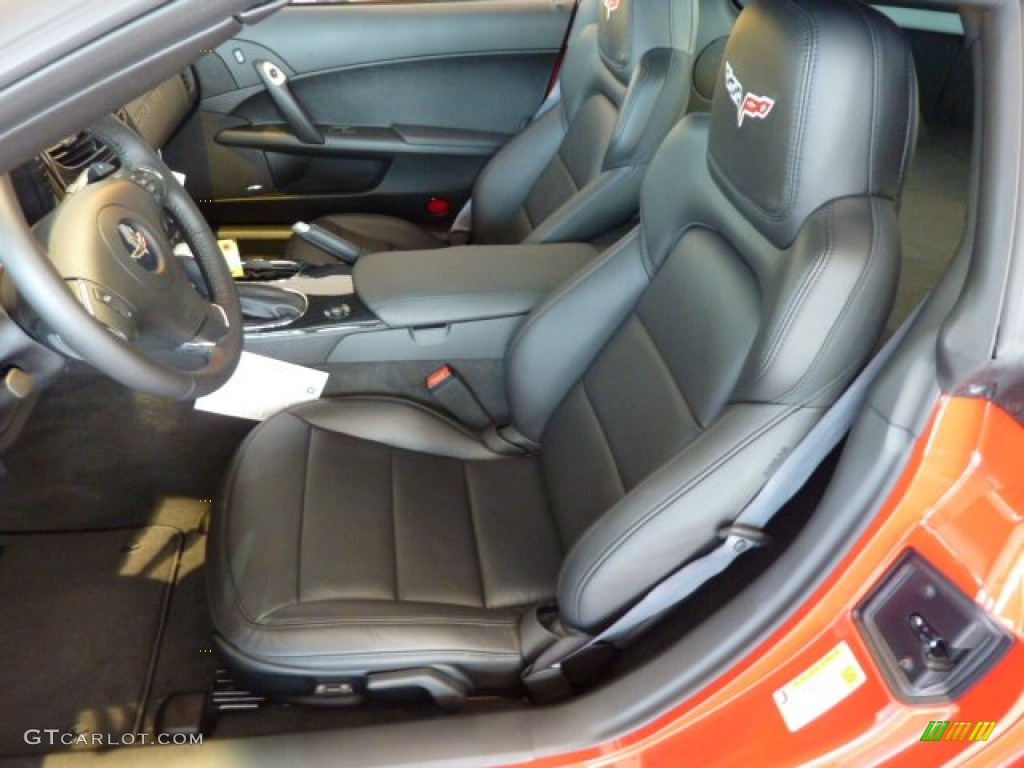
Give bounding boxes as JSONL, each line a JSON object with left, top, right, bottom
{"left": 286, "top": 0, "right": 695, "bottom": 265}
{"left": 209, "top": 0, "right": 917, "bottom": 700}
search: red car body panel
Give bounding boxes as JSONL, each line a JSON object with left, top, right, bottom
{"left": 514, "top": 396, "right": 1024, "bottom": 767}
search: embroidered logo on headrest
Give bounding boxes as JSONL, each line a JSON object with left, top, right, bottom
{"left": 725, "top": 62, "right": 776, "bottom": 127}
{"left": 603, "top": 0, "right": 620, "bottom": 20}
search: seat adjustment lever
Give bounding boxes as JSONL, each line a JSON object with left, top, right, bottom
{"left": 366, "top": 668, "right": 469, "bottom": 711}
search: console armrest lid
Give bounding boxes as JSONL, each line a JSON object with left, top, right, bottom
{"left": 354, "top": 244, "right": 597, "bottom": 327}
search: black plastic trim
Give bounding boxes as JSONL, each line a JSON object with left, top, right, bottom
{"left": 855, "top": 550, "right": 1013, "bottom": 704}
{"left": 216, "top": 124, "right": 509, "bottom": 158}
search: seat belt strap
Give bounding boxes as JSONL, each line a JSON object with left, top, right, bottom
{"left": 523, "top": 304, "right": 922, "bottom": 691}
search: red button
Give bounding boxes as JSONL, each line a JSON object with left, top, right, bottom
{"left": 426, "top": 197, "right": 452, "bottom": 217}
{"left": 426, "top": 365, "right": 453, "bottom": 390}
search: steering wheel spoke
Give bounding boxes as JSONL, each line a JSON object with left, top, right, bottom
{"left": 118, "top": 166, "right": 169, "bottom": 207}
{"left": 67, "top": 278, "right": 139, "bottom": 342}
{"left": 182, "top": 301, "right": 232, "bottom": 352}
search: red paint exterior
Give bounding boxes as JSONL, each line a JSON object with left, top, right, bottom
{"left": 513, "top": 396, "right": 1024, "bottom": 767}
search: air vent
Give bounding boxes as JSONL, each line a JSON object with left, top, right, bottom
{"left": 41, "top": 131, "right": 119, "bottom": 194}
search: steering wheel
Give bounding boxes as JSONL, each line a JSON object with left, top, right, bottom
{"left": 0, "top": 115, "right": 242, "bottom": 400}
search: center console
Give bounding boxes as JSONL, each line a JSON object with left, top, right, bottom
{"left": 237, "top": 243, "right": 597, "bottom": 368}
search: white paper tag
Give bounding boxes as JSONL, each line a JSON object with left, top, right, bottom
{"left": 217, "top": 238, "right": 244, "bottom": 278}
{"left": 194, "top": 351, "right": 328, "bottom": 421}
{"left": 277, "top": 273, "right": 354, "bottom": 296}
{"left": 172, "top": 242, "right": 194, "bottom": 259}
{"left": 772, "top": 641, "right": 867, "bottom": 732}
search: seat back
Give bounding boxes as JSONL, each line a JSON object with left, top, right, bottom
{"left": 471, "top": 0, "right": 696, "bottom": 245}
{"left": 504, "top": 0, "right": 917, "bottom": 634}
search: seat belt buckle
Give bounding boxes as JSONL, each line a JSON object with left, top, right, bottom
{"left": 717, "top": 524, "right": 771, "bottom": 552}
{"left": 426, "top": 365, "right": 494, "bottom": 431}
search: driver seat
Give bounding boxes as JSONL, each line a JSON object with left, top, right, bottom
{"left": 208, "top": 0, "right": 917, "bottom": 702}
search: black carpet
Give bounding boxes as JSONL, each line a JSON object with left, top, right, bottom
{"left": 893, "top": 127, "right": 971, "bottom": 332}
{"left": 0, "top": 527, "right": 180, "bottom": 758}
{"left": 0, "top": 362, "right": 253, "bottom": 533}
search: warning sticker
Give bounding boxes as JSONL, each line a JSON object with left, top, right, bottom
{"left": 772, "top": 640, "right": 867, "bottom": 732}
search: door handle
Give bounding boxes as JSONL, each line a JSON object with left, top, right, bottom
{"left": 255, "top": 60, "right": 324, "bottom": 145}
{"left": 235, "top": 0, "right": 290, "bottom": 25}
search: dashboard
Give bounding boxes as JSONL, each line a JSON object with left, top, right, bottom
{"left": 11, "top": 71, "right": 197, "bottom": 225}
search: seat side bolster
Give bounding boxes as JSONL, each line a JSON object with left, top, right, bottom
{"left": 506, "top": 229, "right": 650, "bottom": 442}
{"left": 557, "top": 403, "right": 823, "bottom": 633}
{"left": 472, "top": 105, "right": 570, "bottom": 245}
{"left": 604, "top": 48, "right": 692, "bottom": 171}
{"left": 289, "top": 396, "right": 503, "bottom": 461}
{"left": 524, "top": 165, "right": 644, "bottom": 245}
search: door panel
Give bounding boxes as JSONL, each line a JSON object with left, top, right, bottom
{"left": 164, "top": 0, "right": 572, "bottom": 232}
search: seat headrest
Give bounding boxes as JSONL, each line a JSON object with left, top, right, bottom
{"left": 707, "top": 0, "right": 917, "bottom": 247}
{"left": 598, "top": 0, "right": 696, "bottom": 82}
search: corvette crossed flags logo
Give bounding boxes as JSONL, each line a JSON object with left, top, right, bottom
{"left": 724, "top": 61, "right": 776, "bottom": 127}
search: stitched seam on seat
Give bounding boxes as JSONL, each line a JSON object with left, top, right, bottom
{"left": 560, "top": 148, "right": 583, "bottom": 191}
{"left": 606, "top": 54, "right": 649, "bottom": 161}
{"left": 389, "top": 448, "right": 399, "bottom": 602}
{"left": 262, "top": 618, "right": 520, "bottom": 628}
{"left": 898, "top": 62, "right": 915, "bottom": 185}
{"left": 579, "top": 378, "right": 627, "bottom": 495}
{"left": 570, "top": 404, "right": 797, "bottom": 620}
{"left": 251, "top": 610, "right": 521, "bottom": 629}
{"left": 532, "top": 165, "right": 642, "bottom": 242}
{"left": 219, "top": 420, "right": 266, "bottom": 628}
{"left": 296, "top": 425, "right": 312, "bottom": 606}
{"left": 370, "top": 291, "right": 546, "bottom": 312}
{"left": 785, "top": 2, "right": 817, "bottom": 216}
{"left": 511, "top": 229, "right": 642, "bottom": 345}
{"left": 750, "top": 205, "right": 835, "bottom": 386}
{"left": 291, "top": 395, "right": 492, "bottom": 455}
{"left": 521, "top": 200, "right": 535, "bottom": 230}
{"left": 634, "top": 311, "right": 700, "bottom": 427}
{"left": 862, "top": 0, "right": 880, "bottom": 192}
{"left": 779, "top": 199, "right": 883, "bottom": 403}
{"left": 463, "top": 462, "right": 487, "bottom": 608}
{"left": 259, "top": 649, "right": 520, "bottom": 663}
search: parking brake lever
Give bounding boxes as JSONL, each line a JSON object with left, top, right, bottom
{"left": 292, "top": 222, "right": 364, "bottom": 265}
{"left": 255, "top": 60, "right": 324, "bottom": 145}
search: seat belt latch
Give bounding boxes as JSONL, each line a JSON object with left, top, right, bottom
{"left": 426, "top": 365, "right": 494, "bottom": 431}
{"left": 717, "top": 524, "right": 771, "bottom": 552}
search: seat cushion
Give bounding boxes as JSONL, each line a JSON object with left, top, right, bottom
{"left": 285, "top": 213, "right": 445, "bottom": 265}
{"left": 207, "top": 397, "right": 563, "bottom": 688}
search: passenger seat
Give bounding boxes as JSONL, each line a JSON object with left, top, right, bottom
{"left": 286, "top": 0, "right": 696, "bottom": 265}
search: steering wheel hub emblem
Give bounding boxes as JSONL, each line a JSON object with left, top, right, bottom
{"left": 117, "top": 220, "right": 159, "bottom": 272}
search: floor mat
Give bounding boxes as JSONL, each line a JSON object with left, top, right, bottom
{"left": 0, "top": 527, "right": 181, "bottom": 758}
{"left": 0, "top": 362, "right": 253, "bottom": 532}
{"left": 894, "top": 126, "right": 971, "bottom": 332}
